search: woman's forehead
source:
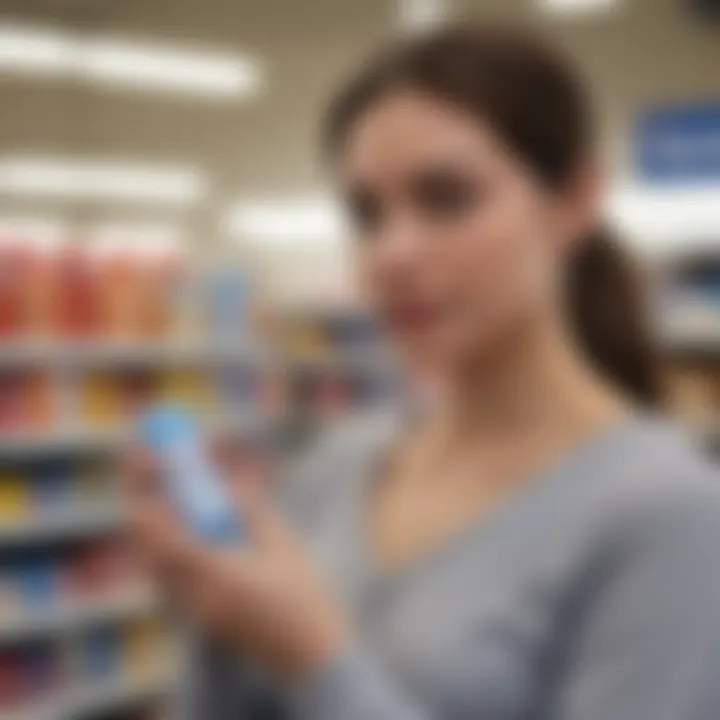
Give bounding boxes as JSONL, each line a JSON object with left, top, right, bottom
{"left": 338, "top": 92, "right": 506, "bottom": 183}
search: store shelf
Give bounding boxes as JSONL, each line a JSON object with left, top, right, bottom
{"left": 0, "top": 255, "right": 279, "bottom": 720}
{"left": 277, "top": 301, "right": 369, "bottom": 319}
{"left": 0, "top": 503, "right": 123, "bottom": 546}
{"left": 286, "top": 348, "right": 396, "bottom": 374}
{"left": 665, "top": 332, "right": 720, "bottom": 361}
{"left": 0, "top": 340, "right": 393, "bottom": 375}
{"left": 4, "top": 674, "right": 171, "bottom": 720}
{"left": 0, "top": 428, "right": 124, "bottom": 458}
{"left": 0, "top": 587, "right": 158, "bottom": 644}
{"left": 69, "top": 674, "right": 171, "bottom": 718}
{"left": 0, "top": 341, "right": 270, "bottom": 369}
{"left": 0, "top": 412, "right": 276, "bottom": 458}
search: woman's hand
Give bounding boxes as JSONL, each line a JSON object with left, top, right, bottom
{"left": 122, "top": 446, "right": 348, "bottom": 683}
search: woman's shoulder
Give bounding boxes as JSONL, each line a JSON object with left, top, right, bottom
{"left": 545, "top": 424, "right": 720, "bottom": 719}
{"left": 599, "top": 416, "right": 720, "bottom": 516}
{"left": 502, "top": 417, "right": 720, "bottom": 591}
{"left": 565, "top": 417, "right": 720, "bottom": 579}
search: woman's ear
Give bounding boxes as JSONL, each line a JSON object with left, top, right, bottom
{"left": 557, "top": 160, "right": 604, "bottom": 253}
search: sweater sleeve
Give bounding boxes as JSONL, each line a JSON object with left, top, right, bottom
{"left": 551, "top": 484, "right": 720, "bottom": 720}
{"left": 290, "top": 647, "right": 430, "bottom": 720}
{"left": 180, "top": 634, "right": 248, "bottom": 720}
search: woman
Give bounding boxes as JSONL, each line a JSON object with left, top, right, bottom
{"left": 127, "top": 26, "right": 720, "bottom": 720}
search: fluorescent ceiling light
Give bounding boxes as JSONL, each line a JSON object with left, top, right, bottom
{"left": 607, "top": 183, "right": 720, "bottom": 252}
{"left": 0, "top": 157, "right": 205, "bottom": 204}
{"left": 399, "top": 0, "right": 447, "bottom": 31}
{"left": 0, "top": 24, "right": 74, "bottom": 76}
{"left": 0, "top": 23, "right": 262, "bottom": 100}
{"left": 224, "top": 198, "right": 346, "bottom": 247}
{"left": 83, "top": 39, "right": 261, "bottom": 98}
{"left": 539, "top": 0, "right": 618, "bottom": 14}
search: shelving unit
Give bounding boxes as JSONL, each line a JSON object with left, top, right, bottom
{"left": 0, "top": 245, "right": 280, "bottom": 719}
{"left": 658, "top": 246, "right": 720, "bottom": 455}
{"left": 0, "top": 378, "right": 268, "bottom": 719}
{"left": 0, "top": 240, "right": 398, "bottom": 719}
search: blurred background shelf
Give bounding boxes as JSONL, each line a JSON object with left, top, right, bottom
{"left": 0, "top": 412, "right": 277, "bottom": 457}
{"left": 4, "top": 675, "right": 171, "bottom": 720}
{"left": 0, "top": 342, "right": 270, "bottom": 369}
{"left": 0, "top": 588, "right": 158, "bottom": 645}
{"left": 0, "top": 504, "right": 123, "bottom": 546}
{"left": 0, "top": 429, "right": 126, "bottom": 458}
{"left": 284, "top": 348, "right": 396, "bottom": 375}
{"left": 664, "top": 333, "right": 720, "bottom": 362}
{"left": 67, "top": 675, "right": 172, "bottom": 719}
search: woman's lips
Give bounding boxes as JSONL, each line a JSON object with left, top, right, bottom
{"left": 386, "top": 301, "right": 441, "bottom": 332}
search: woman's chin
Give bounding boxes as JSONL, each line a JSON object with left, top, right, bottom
{"left": 395, "top": 338, "right": 456, "bottom": 376}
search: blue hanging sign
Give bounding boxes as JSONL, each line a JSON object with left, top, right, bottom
{"left": 636, "top": 100, "right": 720, "bottom": 184}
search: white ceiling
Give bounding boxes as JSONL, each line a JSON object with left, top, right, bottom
{"left": 0, "top": 0, "right": 717, "bottom": 263}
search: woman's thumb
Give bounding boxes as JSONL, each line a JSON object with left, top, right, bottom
{"left": 226, "top": 466, "right": 292, "bottom": 551}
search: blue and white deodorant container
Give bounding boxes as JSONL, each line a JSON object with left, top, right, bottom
{"left": 138, "top": 403, "right": 242, "bottom": 544}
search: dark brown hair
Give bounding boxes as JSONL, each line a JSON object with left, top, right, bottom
{"left": 324, "top": 25, "right": 661, "bottom": 405}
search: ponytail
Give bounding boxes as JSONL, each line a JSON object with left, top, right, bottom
{"left": 568, "top": 227, "right": 661, "bottom": 405}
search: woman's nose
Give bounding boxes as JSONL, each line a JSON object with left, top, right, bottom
{"left": 374, "top": 213, "right": 426, "bottom": 267}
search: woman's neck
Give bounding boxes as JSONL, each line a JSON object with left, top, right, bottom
{"left": 371, "top": 320, "right": 630, "bottom": 573}
{"left": 437, "top": 318, "right": 627, "bottom": 453}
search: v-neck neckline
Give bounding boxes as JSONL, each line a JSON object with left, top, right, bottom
{"left": 354, "top": 412, "right": 643, "bottom": 592}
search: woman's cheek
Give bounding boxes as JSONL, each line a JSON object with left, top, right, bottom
{"left": 356, "top": 251, "right": 388, "bottom": 311}
{"left": 442, "top": 224, "right": 530, "bottom": 351}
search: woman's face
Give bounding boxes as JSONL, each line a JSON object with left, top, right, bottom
{"left": 337, "top": 90, "right": 594, "bottom": 372}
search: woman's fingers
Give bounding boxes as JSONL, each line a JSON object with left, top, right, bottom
{"left": 212, "top": 436, "right": 269, "bottom": 505}
{"left": 120, "top": 444, "right": 163, "bottom": 499}
{"left": 126, "top": 481, "right": 210, "bottom": 588}
{"left": 209, "top": 433, "right": 253, "bottom": 476}
{"left": 208, "top": 435, "right": 287, "bottom": 550}
{"left": 238, "top": 483, "right": 298, "bottom": 556}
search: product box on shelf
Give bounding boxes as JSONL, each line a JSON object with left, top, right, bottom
{"left": 0, "top": 372, "right": 57, "bottom": 433}
{"left": 0, "top": 457, "right": 115, "bottom": 526}
{"left": 199, "top": 265, "right": 252, "bottom": 344}
{"left": 121, "top": 616, "right": 169, "bottom": 683}
{"left": 78, "top": 626, "right": 123, "bottom": 681}
{"left": 0, "top": 471, "right": 31, "bottom": 524}
{"left": 28, "top": 460, "right": 75, "bottom": 514}
{"left": 2, "top": 551, "right": 59, "bottom": 613}
{"left": 0, "top": 237, "right": 258, "bottom": 344}
{"left": 0, "top": 642, "right": 62, "bottom": 712}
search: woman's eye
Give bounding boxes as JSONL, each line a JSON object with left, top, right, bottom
{"left": 412, "top": 173, "right": 478, "bottom": 218}
{"left": 346, "top": 191, "right": 383, "bottom": 234}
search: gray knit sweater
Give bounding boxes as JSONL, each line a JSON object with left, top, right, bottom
{"left": 188, "top": 414, "right": 720, "bottom": 720}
